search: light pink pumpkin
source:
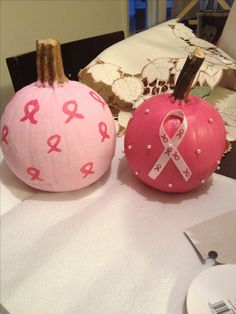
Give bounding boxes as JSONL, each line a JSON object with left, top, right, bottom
{"left": 124, "top": 49, "right": 226, "bottom": 193}
{"left": 0, "top": 39, "right": 116, "bottom": 192}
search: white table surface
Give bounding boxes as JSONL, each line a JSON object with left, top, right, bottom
{"left": 1, "top": 136, "right": 236, "bottom": 314}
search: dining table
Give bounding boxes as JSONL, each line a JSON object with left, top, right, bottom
{"left": 1, "top": 132, "right": 236, "bottom": 314}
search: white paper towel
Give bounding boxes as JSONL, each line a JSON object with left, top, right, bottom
{"left": 1, "top": 137, "right": 236, "bottom": 314}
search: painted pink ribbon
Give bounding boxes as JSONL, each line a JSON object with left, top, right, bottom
{"left": 148, "top": 109, "right": 192, "bottom": 182}
{"left": 89, "top": 91, "right": 106, "bottom": 109}
{"left": 80, "top": 162, "right": 95, "bottom": 178}
{"left": 63, "top": 100, "right": 84, "bottom": 123}
{"left": 47, "top": 134, "right": 62, "bottom": 153}
{"left": 20, "top": 99, "right": 40, "bottom": 124}
{"left": 1, "top": 125, "right": 9, "bottom": 144}
{"left": 98, "top": 122, "right": 110, "bottom": 142}
{"left": 27, "top": 167, "right": 43, "bottom": 181}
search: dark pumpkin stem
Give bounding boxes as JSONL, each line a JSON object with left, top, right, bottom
{"left": 172, "top": 48, "right": 205, "bottom": 102}
{"left": 36, "top": 39, "right": 68, "bottom": 85}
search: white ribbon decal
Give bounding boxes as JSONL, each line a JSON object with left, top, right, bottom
{"left": 148, "top": 110, "right": 192, "bottom": 182}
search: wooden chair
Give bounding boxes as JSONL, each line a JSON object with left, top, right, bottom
{"left": 6, "top": 30, "right": 125, "bottom": 92}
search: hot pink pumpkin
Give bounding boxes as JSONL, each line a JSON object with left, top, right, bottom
{"left": 124, "top": 49, "right": 226, "bottom": 193}
{"left": 1, "top": 39, "right": 116, "bottom": 192}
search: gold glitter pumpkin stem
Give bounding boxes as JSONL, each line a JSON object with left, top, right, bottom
{"left": 36, "top": 39, "right": 68, "bottom": 85}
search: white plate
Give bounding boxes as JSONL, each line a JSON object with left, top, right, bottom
{"left": 187, "top": 265, "right": 236, "bottom": 314}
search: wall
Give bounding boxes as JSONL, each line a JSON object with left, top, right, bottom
{"left": 0, "top": 0, "right": 128, "bottom": 113}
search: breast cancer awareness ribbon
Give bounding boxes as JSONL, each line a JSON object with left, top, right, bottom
{"left": 47, "top": 134, "right": 62, "bottom": 153}
{"left": 80, "top": 162, "right": 95, "bottom": 178}
{"left": 63, "top": 100, "right": 84, "bottom": 123}
{"left": 20, "top": 99, "right": 40, "bottom": 124}
{"left": 148, "top": 110, "right": 192, "bottom": 182}
{"left": 1, "top": 125, "right": 9, "bottom": 144}
{"left": 98, "top": 122, "right": 110, "bottom": 142}
{"left": 89, "top": 91, "right": 107, "bottom": 109}
{"left": 27, "top": 167, "right": 44, "bottom": 181}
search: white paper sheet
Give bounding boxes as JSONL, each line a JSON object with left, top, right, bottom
{"left": 1, "top": 137, "right": 236, "bottom": 314}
